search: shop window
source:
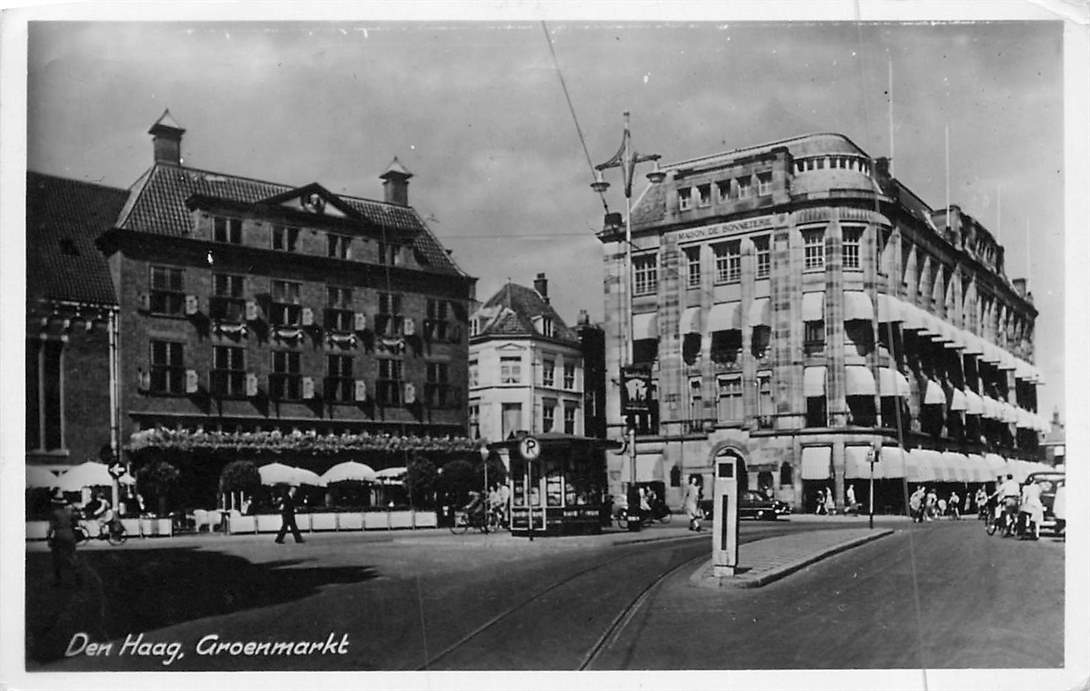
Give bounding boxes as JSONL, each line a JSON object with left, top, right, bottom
{"left": 805, "top": 396, "right": 827, "bottom": 428}
{"left": 710, "top": 330, "right": 742, "bottom": 364}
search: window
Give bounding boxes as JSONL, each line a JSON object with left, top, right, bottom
{"left": 539, "top": 317, "right": 554, "bottom": 338}
{"left": 149, "top": 266, "right": 184, "bottom": 315}
{"left": 563, "top": 362, "right": 576, "bottom": 389}
{"left": 632, "top": 255, "right": 658, "bottom": 296}
{"left": 682, "top": 333, "right": 702, "bottom": 365}
{"left": 736, "top": 176, "right": 752, "bottom": 198}
{"left": 842, "top": 227, "right": 862, "bottom": 270}
{"left": 269, "top": 280, "right": 302, "bottom": 326}
{"left": 756, "top": 172, "right": 772, "bottom": 196}
{"left": 753, "top": 235, "right": 771, "bottom": 278}
{"left": 378, "top": 242, "right": 399, "bottom": 266}
{"left": 717, "top": 376, "right": 743, "bottom": 422}
{"left": 36, "top": 341, "right": 64, "bottom": 449}
{"left": 469, "top": 360, "right": 479, "bottom": 387}
{"left": 500, "top": 356, "right": 522, "bottom": 384}
{"left": 325, "top": 286, "right": 354, "bottom": 332}
{"left": 816, "top": 157, "right": 826, "bottom": 170}
{"left": 377, "top": 292, "right": 402, "bottom": 337}
{"left": 425, "top": 299, "right": 449, "bottom": 341}
{"left": 678, "top": 187, "right": 692, "bottom": 211}
{"left": 804, "top": 320, "right": 825, "bottom": 355}
{"left": 211, "top": 346, "right": 245, "bottom": 397}
{"left": 714, "top": 241, "right": 741, "bottom": 283}
{"left": 716, "top": 180, "right": 731, "bottom": 202}
{"left": 469, "top": 403, "right": 480, "bottom": 439}
{"left": 795, "top": 161, "right": 805, "bottom": 174}
{"left": 272, "top": 225, "right": 299, "bottom": 252}
{"left": 633, "top": 338, "right": 658, "bottom": 366}
{"left": 757, "top": 373, "right": 774, "bottom": 424}
{"left": 149, "top": 340, "right": 184, "bottom": 395}
{"left": 542, "top": 400, "right": 556, "bottom": 433}
{"left": 376, "top": 358, "right": 402, "bottom": 405}
{"left": 210, "top": 273, "right": 245, "bottom": 322}
{"left": 697, "top": 183, "right": 711, "bottom": 207}
{"left": 542, "top": 358, "right": 555, "bottom": 387}
{"left": 213, "top": 216, "right": 242, "bottom": 244}
{"left": 710, "top": 330, "right": 742, "bottom": 364}
{"left": 563, "top": 405, "right": 577, "bottom": 434}
{"left": 426, "top": 362, "right": 452, "bottom": 407}
{"left": 685, "top": 246, "right": 701, "bottom": 288}
{"left": 688, "top": 378, "right": 703, "bottom": 428}
{"left": 270, "top": 350, "right": 301, "bottom": 400}
{"left": 502, "top": 403, "right": 523, "bottom": 438}
{"left": 803, "top": 229, "right": 825, "bottom": 270}
{"left": 328, "top": 234, "right": 351, "bottom": 259}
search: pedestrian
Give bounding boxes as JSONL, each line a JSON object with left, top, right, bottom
{"left": 684, "top": 474, "right": 703, "bottom": 532}
{"left": 498, "top": 482, "right": 511, "bottom": 526}
{"left": 846, "top": 484, "right": 857, "bottom": 515}
{"left": 815, "top": 489, "right": 826, "bottom": 515}
{"left": 46, "top": 489, "right": 81, "bottom": 587}
{"left": 274, "top": 485, "right": 305, "bottom": 544}
{"left": 824, "top": 486, "right": 836, "bottom": 516}
{"left": 974, "top": 487, "right": 988, "bottom": 520}
{"left": 909, "top": 486, "right": 925, "bottom": 522}
{"left": 1020, "top": 480, "right": 1044, "bottom": 540}
{"left": 949, "top": 491, "right": 961, "bottom": 520}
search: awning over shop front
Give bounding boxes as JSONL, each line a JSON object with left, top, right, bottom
{"left": 1016, "top": 408, "right": 1034, "bottom": 429}
{"left": 844, "top": 446, "right": 872, "bottom": 479}
{"left": 678, "top": 306, "right": 701, "bottom": 335}
{"left": 965, "top": 389, "right": 983, "bottom": 415}
{"left": 877, "top": 367, "right": 911, "bottom": 397}
{"left": 803, "top": 366, "right": 826, "bottom": 397}
{"left": 905, "top": 449, "right": 935, "bottom": 483}
{"left": 800, "top": 446, "right": 833, "bottom": 480}
{"left": 962, "top": 332, "right": 984, "bottom": 355}
{"left": 967, "top": 454, "right": 991, "bottom": 483}
{"left": 879, "top": 446, "right": 908, "bottom": 479}
{"left": 876, "top": 293, "right": 902, "bottom": 323}
{"left": 923, "top": 379, "right": 945, "bottom": 405}
{"left": 843, "top": 291, "right": 874, "bottom": 321}
{"left": 981, "top": 396, "right": 1000, "bottom": 420}
{"left": 802, "top": 292, "right": 825, "bottom": 321}
{"left": 981, "top": 343, "right": 1001, "bottom": 364}
{"left": 1001, "top": 402, "right": 1018, "bottom": 424}
{"left": 921, "top": 449, "right": 953, "bottom": 482}
{"left": 632, "top": 312, "right": 658, "bottom": 340}
{"left": 940, "top": 323, "right": 965, "bottom": 350}
{"left": 998, "top": 351, "right": 1016, "bottom": 371}
{"left": 707, "top": 302, "right": 741, "bottom": 331}
{"left": 900, "top": 302, "right": 926, "bottom": 331}
{"left": 984, "top": 453, "right": 1008, "bottom": 481}
{"left": 942, "top": 452, "right": 971, "bottom": 482}
{"left": 949, "top": 388, "right": 968, "bottom": 412}
{"left": 635, "top": 453, "right": 665, "bottom": 482}
{"left": 748, "top": 297, "right": 771, "bottom": 327}
{"left": 845, "top": 366, "right": 876, "bottom": 396}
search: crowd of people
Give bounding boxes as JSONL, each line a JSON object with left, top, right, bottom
{"left": 906, "top": 473, "right": 1046, "bottom": 538}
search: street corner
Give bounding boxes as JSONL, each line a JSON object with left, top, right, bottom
{"left": 687, "top": 528, "right": 894, "bottom": 590}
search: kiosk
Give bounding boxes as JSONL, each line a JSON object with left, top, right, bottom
{"left": 491, "top": 433, "right": 615, "bottom": 537}
{"left": 713, "top": 449, "right": 742, "bottom": 577}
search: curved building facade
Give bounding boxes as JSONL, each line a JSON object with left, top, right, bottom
{"left": 599, "top": 133, "right": 1047, "bottom": 513}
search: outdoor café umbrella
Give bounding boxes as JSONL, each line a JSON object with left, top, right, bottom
{"left": 321, "top": 461, "right": 377, "bottom": 484}
{"left": 258, "top": 462, "right": 302, "bottom": 486}
{"left": 26, "top": 466, "right": 59, "bottom": 489}
{"left": 293, "top": 467, "right": 327, "bottom": 487}
{"left": 55, "top": 461, "right": 114, "bottom": 491}
{"left": 375, "top": 466, "right": 408, "bottom": 484}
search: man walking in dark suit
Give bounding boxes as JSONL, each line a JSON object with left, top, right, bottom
{"left": 275, "top": 485, "right": 304, "bottom": 544}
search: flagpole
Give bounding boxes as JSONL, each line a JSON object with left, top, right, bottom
{"left": 888, "top": 56, "right": 895, "bottom": 177}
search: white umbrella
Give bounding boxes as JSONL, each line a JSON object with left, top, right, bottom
{"left": 26, "top": 466, "right": 59, "bottom": 489}
{"left": 55, "top": 461, "right": 114, "bottom": 491}
{"left": 258, "top": 462, "right": 301, "bottom": 486}
{"left": 321, "top": 461, "right": 377, "bottom": 484}
{"left": 375, "top": 466, "right": 408, "bottom": 484}
{"left": 293, "top": 467, "right": 327, "bottom": 487}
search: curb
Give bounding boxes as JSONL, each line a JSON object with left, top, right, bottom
{"left": 690, "top": 528, "right": 893, "bottom": 589}
{"left": 612, "top": 531, "right": 711, "bottom": 547}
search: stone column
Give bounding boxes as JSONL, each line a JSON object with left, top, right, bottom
{"left": 772, "top": 219, "right": 804, "bottom": 429}
{"left": 825, "top": 214, "right": 847, "bottom": 427}
{"left": 658, "top": 235, "right": 683, "bottom": 429}
{"left": 740, "top": 237, "right": 757, "bottom": 423}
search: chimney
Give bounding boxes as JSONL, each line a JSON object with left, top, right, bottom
{"left": 148, "top": 109, "right": 185, "bottom": 165}
{"left": 1013, "top": 278, "right": 1027, "bottom": 298}
{"left": 533, "top": 273, "right": 549, "bottom": 302}
{"left": 874, "top": 156, "right": 891, "bottom": 178}
{"left": 577, "top": 309, "right": 590, "bottom": 325}
{"left": 380, "top": 157, "right": 413, "bottom": 206}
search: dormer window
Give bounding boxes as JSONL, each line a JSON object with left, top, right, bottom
{"left": 213, "top": 217, "right": 242, "bottom": 244}
{"left": 540, "top": 317, "right": 554, "bottom": 338}
{"left": 678, "top": 187, "right": 693, "bottom": 211}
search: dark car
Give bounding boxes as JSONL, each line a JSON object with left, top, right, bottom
{"left": 1023, "top": 471, "right": 1065, "bottom": 534}
{"left": 699, "top": 490, "right": 791, "bottom": 521}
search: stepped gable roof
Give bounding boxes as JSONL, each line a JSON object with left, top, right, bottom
{"left": 477, "top": 282, "right": 578, "bottom": 343}
{"left": 26, "top": 172, "right": 128, "bottom": 306}
{"left": 115, "top": 163, "right": 464, "bottom": 275}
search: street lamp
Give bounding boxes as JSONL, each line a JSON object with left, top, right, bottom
{"left": 479, "top": 443, "right": 490, "bottom": 530}
{"left": 591, "top": 111, "right": 665, "bottom": 529}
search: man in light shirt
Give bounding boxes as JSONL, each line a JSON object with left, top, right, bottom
{"left": 992, "top": 473, "right": 1021, "bottom": 536}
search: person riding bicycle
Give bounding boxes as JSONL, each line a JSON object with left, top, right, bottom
{"left": 990, "top": 473, "right": 1021, "bottom": 536}
{"left": 463, "top": 491, "right": 486, "bottom": 524}
{"left": 1019, "top": 479, "right": 1044, "bottom": 540}
{"left": 84, "top": 491, "right": 114, "bottom": 538}
{"left": 974, "top": 487, "right": 989, "bottom": 519}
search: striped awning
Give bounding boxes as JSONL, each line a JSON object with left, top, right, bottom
{"left": 878, "top": 367, "right": 911, "bottom": 397}
{"left": 801, "top": 446, "right": 833, "bottom": 480}
{"left": 949, "top": 388, "right": 968, "bottom": 412}
{"left": 803, "top": 366, "right": 826, "bottom": 397}
{"left": 845, "top": 366, "right": 876, "bottom": 396}
{"left": 802, "top": 292, "right": 825, "bottom": 321}
{"left": 708, "top": 302, "right": 741, "bottom": 331}
{"left": 876, "top": 293, "right": 902, "bottom": 322}
{"left": 632, "top": 312, "right": 658, "bottom": 340}
{"left": 964, "top": 389, "right": 983, "bottom": 415}
{"left": 678, "top": 307, "right": 701, "bottom": 335}
{"left": 843, "top": 291, "right": 874, "bottom": 321}
{"left": 923, "top": 379, "right": 945, "bottom": 405}
{"left": 748, "top": 297, "right": 771, "bottom": 327}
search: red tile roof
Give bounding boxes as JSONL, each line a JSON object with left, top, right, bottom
{"left": 26, "top": 172, "right": 128, "bottom": 306}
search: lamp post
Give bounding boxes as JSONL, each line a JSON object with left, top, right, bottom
{"left": 479, "top": 443, "right": 490, "bottom": 530}
{"left": 591, "top": 111, "right": 665, "bottom": 527}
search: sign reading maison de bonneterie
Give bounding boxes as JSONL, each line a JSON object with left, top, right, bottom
{"left": 675, "top": 215, "right": 777, "bottom": 242}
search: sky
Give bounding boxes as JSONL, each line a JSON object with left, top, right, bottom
{"left": 22, "top": 17, "right": 1067, "bottom": 419}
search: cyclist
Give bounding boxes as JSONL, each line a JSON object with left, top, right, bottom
{"left": 84, "top": 491, "right": 113, "bottom": 538}
{"left": 463, "top": 491, "right": 485, "bottom": 524}
{"left": 974, "top": 487, "right": 989, "bottom": 520}
{"left": 1019, "top": 479, "right": 1044, "bottom": 540}
{"left": 991, "top": 473, "right": 1021, "bottom": 536}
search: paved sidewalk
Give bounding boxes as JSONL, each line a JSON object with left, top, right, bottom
{"left": 690, "top": 527, "right": 894, "bottom": 588}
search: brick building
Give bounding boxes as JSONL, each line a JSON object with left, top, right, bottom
{"left": 92, "top": 111, "right": 476, "bottom": 445}
{"left": 25, "top": 172, "right": 129, "bottom": 472}
{"left": 598, "top": 132, "right": 1048, "bottom": 512}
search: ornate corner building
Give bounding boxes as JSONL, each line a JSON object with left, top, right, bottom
{"left": 599, "top": 133, "right": 1049, "bottom": 512}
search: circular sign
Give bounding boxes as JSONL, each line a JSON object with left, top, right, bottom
{"left": 108, "top": 462, "right": 126, "bottom": 479}
{"left": 518, "top": 436, "right": 541, "bottom": 461}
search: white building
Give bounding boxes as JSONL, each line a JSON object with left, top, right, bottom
{"left": 469, "top": 274, "right": 584, "bottom": 441}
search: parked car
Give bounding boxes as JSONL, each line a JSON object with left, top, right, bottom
{"left": 1024, "top": 471, "right": 1065, "bottom": 535}
{"left": 699, "top": 490, "right": 791, "bottom": 521}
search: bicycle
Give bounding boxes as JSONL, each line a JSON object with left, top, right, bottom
{"left": 449, "top": 509, "right": 500, "bottom": 535}
{"left": 984, "top": 502, "right": 1016, "bottom": 538}
{"left": 75, "top": 517, "right": 128, "bottom": 546}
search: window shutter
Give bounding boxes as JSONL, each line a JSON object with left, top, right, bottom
{"left": 404, "top": 382, "right": 416, "bottom": 404}
{"left": 403, "top": 317, "right": 416, "bottom": 336}
{"left": 302, "top": 307, "right": 314, "bottom": 327}
{"left": 185, "top": 295, "right": 199, "bottom": 315}
{"left": 185, "top": 369, "right": 199, "bottom": 394}
{"left": 245, "top": 300, "right": 259, "bottom": 321}
{"left": 246, "top": 373, "right": 258, "bottom": 397}
{"left": 354, "top": 379, "right": 367, "bottom": 402}
{"left": 302, "top": 376, "right": 315, "bottom": 399}
{"left": 354, "top": 312, "right": 367, "bottom": 331}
